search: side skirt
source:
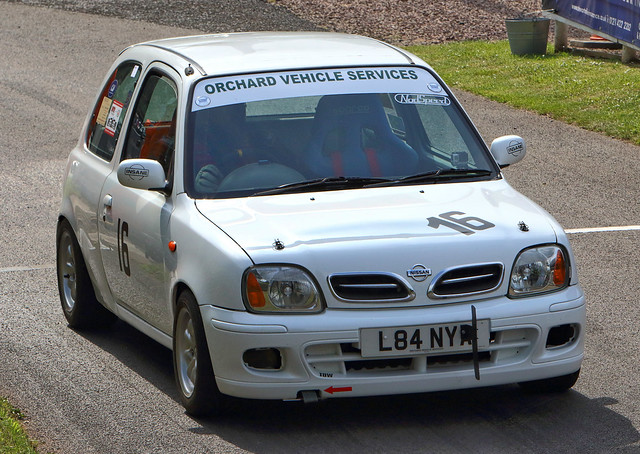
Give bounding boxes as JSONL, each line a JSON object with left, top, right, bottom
{"left": 115, "top": 304, "right": 173, "bottom": 350}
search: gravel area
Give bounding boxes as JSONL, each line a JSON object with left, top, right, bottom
{"left": 275, "top": 0, "right": 545, "bottom": 45}
{"left": 4, "top": 0, "right": 550, "bottom": 45}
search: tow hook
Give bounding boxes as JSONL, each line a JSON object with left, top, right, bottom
{"left": 284, "top": 390, "right": 320, "bottom": 403}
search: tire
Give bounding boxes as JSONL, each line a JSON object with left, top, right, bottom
{"left": 173, "top": 290, "right": 227, "bottom": 417}
{"left": 56, "top": 220, "right": 117, "bottom": 329}
{"left": 518, "top": 369, "right": 580, "bottom": 393}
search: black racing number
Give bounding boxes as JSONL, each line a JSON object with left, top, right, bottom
{"left": 427, "top": 211, "right": 495, "bottom": 236}
{"left": 117, "top": 218, "right": 131, "bottom": 276}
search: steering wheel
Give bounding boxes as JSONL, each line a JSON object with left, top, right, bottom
{"left": 217, "top": 162, "right": 305, "bottom": 192}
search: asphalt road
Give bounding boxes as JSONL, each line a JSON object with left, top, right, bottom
{"left": 1, "top": 2, "right": 639, "bottom": 453}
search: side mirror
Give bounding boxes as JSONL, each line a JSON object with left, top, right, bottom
{"left": 117, "top": 159, "right": 167, "bottom": 192}
{"left": 490, "top": 135, "right": 526, "bottom": 168}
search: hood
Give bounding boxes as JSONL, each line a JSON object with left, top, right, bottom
{"left": 196, "top": 180, "right": 560, "bottom": 308}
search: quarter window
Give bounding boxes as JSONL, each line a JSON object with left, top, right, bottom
{"left": 86, "top": 62, "right": 141, "bottom": 160}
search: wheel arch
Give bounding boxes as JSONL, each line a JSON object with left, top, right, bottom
{"left": 56, "top": 216, "right": 117, "bottom": 329}
{"left": 57, "top": 214, "right": 116, "bottom": 312}
{"left": 171, "top": 281, "right": 192, "bottom": 318}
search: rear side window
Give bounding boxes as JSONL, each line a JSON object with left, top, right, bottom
{"left": 86, "top": 62, "right": 141, "bottom": 160}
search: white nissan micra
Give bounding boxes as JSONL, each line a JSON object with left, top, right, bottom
{"left": 57, "top": 32, "right": 585, "bottom": 416}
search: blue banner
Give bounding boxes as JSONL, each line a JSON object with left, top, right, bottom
{"left": 546, "top": 0, "right": 640, "bottom": 47}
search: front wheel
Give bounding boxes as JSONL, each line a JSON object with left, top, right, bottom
{"left": 173, "top": 290, "right": 226, "bottom": 416}
{"left": 518, "top": 369, "right": 580, "bottom": 393}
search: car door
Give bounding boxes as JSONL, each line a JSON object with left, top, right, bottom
{"left": 98, "top": 64, "right": 179, "bottom": 334}
{"left": 68, "top": 61, "right": 141, "bottom": 308}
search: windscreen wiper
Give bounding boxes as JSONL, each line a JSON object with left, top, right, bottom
{"left": 364, "top": 168, "right": 494, "bottom": 187}
{"left": 252, "top": 176, "right": 392, "bottom": 196}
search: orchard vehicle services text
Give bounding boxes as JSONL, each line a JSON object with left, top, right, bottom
{"left": 192, "top": 66, "right": 443, "bottom": 111}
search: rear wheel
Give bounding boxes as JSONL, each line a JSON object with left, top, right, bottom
{"left": 173, "top": 290, "right": 226, "bottom": 416}
{"left": 56, "top": 220, "right": 116, "bottom": 329}
{"left": 518, "top": 369, "right": 580, "bottom": 393}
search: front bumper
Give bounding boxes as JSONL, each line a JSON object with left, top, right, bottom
{"left": 201, "top": 287, "right": 585, "bottom": 400}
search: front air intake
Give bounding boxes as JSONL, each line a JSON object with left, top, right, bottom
{"left": 329, "top": 273, "right": 414, "bottom": 302}
{"left": 429, "top": 263, "right": 503, "bottom": 298}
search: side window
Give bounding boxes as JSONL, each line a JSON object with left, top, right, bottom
{"left": 123, "top": 73, "right": 178, "bottom": 177}
{"left": 86, "top": 62, "right": 141, "bottom": 160}
{"left": 416, "top": 105, "right": 477, "bottom": 168}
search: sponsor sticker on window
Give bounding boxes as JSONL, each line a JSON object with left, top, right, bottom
{"left": 192, "top": 67, "right": 446, "bottom": 111}
{"left": 104, "top": 100, "right": 124, "bottom": 137}
{"left": 95, "top": 97, "right": 113, "bottom": 127}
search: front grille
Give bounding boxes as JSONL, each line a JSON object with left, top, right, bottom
{"left": 345, "top": 357, "right": 413, "bottom": 372}
{"left": 429, "top": 263, "right": 503, "bottom": 298}
{"left": 329, "top": 273, "right": 414, "bottom": 302}
{"left": 304, "top": 328, "right": 535, "bottom": 379}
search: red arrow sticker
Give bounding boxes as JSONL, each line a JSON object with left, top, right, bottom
{"left": 324, "top": 386, "right": 352, "bottom": 394}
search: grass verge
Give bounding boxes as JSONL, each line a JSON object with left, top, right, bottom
{"left": 0, "top": 397, "right": 38, "bottom": 454}
{"left": 406, "top": 40, "right": 640, "bottom": 145}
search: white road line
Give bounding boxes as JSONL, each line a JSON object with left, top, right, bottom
{"left": 566, "top": 225, "right": 640, "bottom": 234}
{"left": 0, "top": 264, "right": 56, "bottom": 273}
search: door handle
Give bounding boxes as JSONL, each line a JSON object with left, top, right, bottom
{"left": 102, "top": 194, "right": 113, "bottom": 222}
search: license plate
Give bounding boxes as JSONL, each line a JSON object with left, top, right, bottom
{"left": 360, "top": 320, "right": 490, "bottom": 358}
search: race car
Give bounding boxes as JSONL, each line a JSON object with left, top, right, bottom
{"left": 57, "top": 32, "right": 585, "bottom": 416}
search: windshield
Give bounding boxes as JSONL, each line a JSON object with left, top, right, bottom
{"left": 186, "top": 66, "right": 497, "bottom": 198}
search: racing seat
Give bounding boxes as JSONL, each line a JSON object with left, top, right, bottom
{"left": 139, "top": 115, "right": 176, "bottom": 175}
{"left": 306, "top": 94, "right": 418, "bottom": 178}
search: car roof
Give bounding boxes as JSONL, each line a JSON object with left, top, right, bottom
{"left": 130, "top": 32, "right": 421, "bottom": 76}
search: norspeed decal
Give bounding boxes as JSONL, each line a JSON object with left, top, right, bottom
{"left": 395, "top": 93, "right": 450, "bottom": 106}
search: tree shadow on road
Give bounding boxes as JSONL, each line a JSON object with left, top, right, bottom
{"left": 79, "top": 320, "right": 639, "bottom": 454}
{"left": 192, "top": 389, "right": 638, "bottom": 454}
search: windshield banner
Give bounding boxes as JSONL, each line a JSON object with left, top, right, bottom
{"left": 545, "top": 0, "right": 640, "bottom": 47}
{"left": 191, "top": 67, "right": 444, "bottom": 111}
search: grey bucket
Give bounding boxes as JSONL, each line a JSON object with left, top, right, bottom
{"left": 506, "top": 18, "right": 550, "bottom": 55}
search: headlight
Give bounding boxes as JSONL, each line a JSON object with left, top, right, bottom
{"left": 509, "top": 245, "right": 569, "bottom": 297}
{"left": 243, "top": 265, "right": 324, "bottom": 313}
